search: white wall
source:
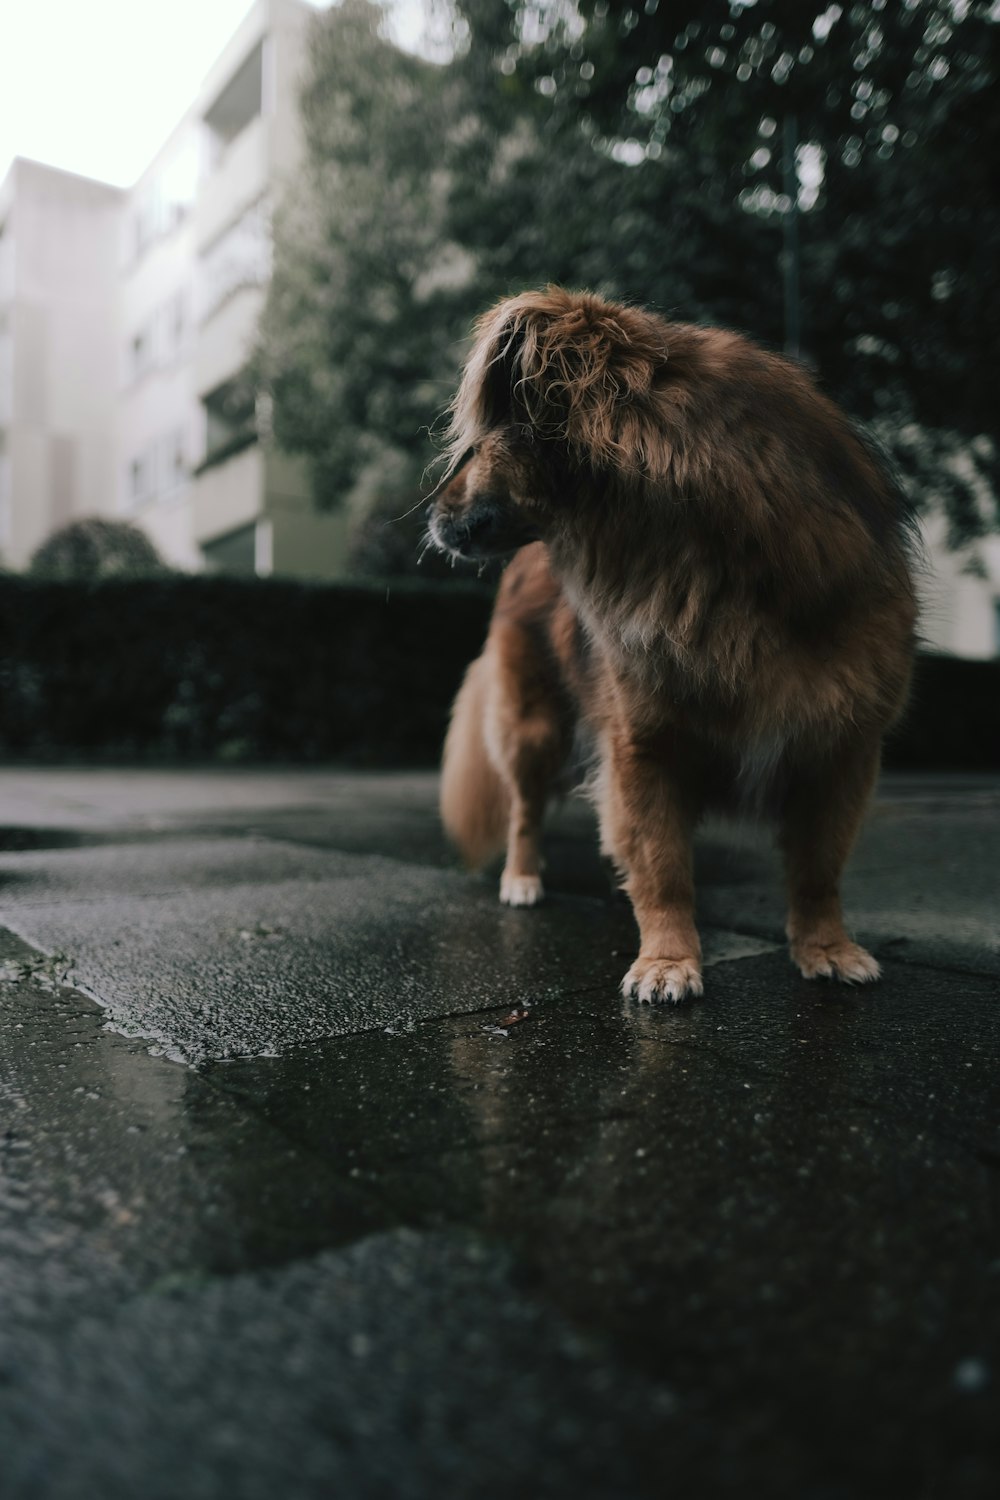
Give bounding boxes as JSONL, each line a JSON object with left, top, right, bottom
{"left": 0, "top": 158, "right": 122, "bottom": 567}
{"left": 919, "top": 514, "right": 1000, "bottom": 659}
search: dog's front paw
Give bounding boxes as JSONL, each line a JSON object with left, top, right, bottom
{"left": 791, "top": 938, "right": 881, "bottom": 985}
{"left": 621, "top": 955, "right": 703, "bottom": 1005}
{"left": 500, "top": 872, "right": 545, "bottom": 907}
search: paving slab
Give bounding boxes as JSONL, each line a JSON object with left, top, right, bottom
{"left": 0, "top": 797, "right": 781, "bottom": 1063}
{"left": 0, "top": 768, "right": 998, "bottom": 1499}
{"left": 1, "top": 1226, "right": 679, "bottom": 1500}
{"left": 0, "top": 838, "right": 620, "bottom": 1061}
{"left": 697, "top": 787, "right": 1000, "bottom": 977}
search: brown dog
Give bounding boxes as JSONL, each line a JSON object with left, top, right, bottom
{"left": 428, "top": 288, "right": 917, "bottom": 1002}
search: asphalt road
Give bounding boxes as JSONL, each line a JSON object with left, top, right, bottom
{"left": 0, "top": 767, "right": 998, "bottom": 1498}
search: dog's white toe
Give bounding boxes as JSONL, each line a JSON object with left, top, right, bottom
{"left": 500, "top": 873, "right": 545, "bottom": 907}
{"left": 792, "top": 939, "right": 881, "bottom": 985}
{"left": 621, "top": 956, "right": 704, "bottom": 1005}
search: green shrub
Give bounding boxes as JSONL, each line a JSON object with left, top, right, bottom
{"left": 29, "top": 518, "right": 168, "bottom": 581}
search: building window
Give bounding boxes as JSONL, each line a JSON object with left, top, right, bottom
{"left": 198, "top": 199, "right": 270, "bottom": 323}
{"left": 129, "top": 454, "right": 151, "bottom": 506}
{"left": 127, "top": 287, "right": 190, "bottom": 383}
{"left": 202, "top": 522, "right": 257, "bottom": 576}
{"left": 203, "top": 40, "right": 264, "bottom": 171}
{"left": 201, "top": 379, "right": 256, "bottom": 468}
{"left": 131, "top": 141, "right": 198, "bottom": 262}
{"left": 164, "top": 428, "right": 187, "bottom": 491}
{"left": 127, "top": 428, "right": 190, "bottom": 509}
{"left": 130, "top": 327, "right": 153, "bottom": 382}
{"left": 133, "top": 194, "right": 155, "bottom": 260}
{"left": 166, "top": 289, "right": 186, "bottom": 353}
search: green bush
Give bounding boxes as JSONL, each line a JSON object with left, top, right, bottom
{"left": 886, "top": 654, "right": 1000, "bottom": 772}
{"left": 29, "top": 518, "right": 169, "bottom": 581}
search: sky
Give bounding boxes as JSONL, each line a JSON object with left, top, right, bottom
{"left": 0, "top": 0, "right": 426, "bottom": 190}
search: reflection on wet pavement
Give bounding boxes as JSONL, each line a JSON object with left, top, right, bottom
{"left": 2, "top": 769, "right": 999, "bottom": 1498}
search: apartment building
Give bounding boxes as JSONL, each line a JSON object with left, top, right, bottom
{"left": 0, "top": 0, "right": 351, "bottom": 581}
{"left": 120, "top": 0, "right": 351, "bottom": 579}
{"left": 0, "top": 159, "right": 123, "bottom": 566}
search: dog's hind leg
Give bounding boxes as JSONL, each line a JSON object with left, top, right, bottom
{"left": 779, "top": 734, "right": 882, "bottom": 984}
{"left": 496, "top": 727, "right": 566, "bottom": 906}
{"left": 488, "top": 627, "right": 573, "bottom": 908}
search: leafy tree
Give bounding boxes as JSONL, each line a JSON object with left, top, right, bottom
{"left": 258, "top": 0, "right": 775, "bottom": 553}
{"left": 29, "top": 518, "right": 168, "bottom": 581}
{"left": 255, "top": 1, "right": 472, "bottom": 527}
{"left": 256, "top": 0, "right": 998, "bottom": 564}
{"left": 459, "top": 0, "right": 1000, "bottom": 536}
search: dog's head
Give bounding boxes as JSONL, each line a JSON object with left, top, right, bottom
{"left": 427, "top": 287, "right": 670, "bottom": 563}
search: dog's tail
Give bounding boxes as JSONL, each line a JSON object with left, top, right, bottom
{"left": 440, "top": 653, "right": 509, "bottom": 869}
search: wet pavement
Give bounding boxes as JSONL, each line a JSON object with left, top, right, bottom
{"left": 0, "top": 767, "right": 998, "bottom": 1498}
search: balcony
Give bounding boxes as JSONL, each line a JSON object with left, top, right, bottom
{"left": 196, "top": 37, "right": 270, "bottom": 253}
{"left": 204, "top": 39, "right": 264, "bottom": 164}
{"left": 194, "top": 282, "right": 264, "bottom": 399}
{"left": 191, "top": 437, "right": 262, "bottom": 545}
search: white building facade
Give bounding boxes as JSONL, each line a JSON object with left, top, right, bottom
{"left": 0, "top": 0, "right": 351, "bottom": 581}
{"left": 0, "top": 159, "right": 123, "bottom": 567}
{"left": 917, "top": 516, "right": 1000, "bottom": 659}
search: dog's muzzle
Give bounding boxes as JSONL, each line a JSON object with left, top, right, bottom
{"left": 428, "top": 496, "right": 538, "bottom": 559}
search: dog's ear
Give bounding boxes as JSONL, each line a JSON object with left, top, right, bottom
{"left": 448, "top": 288, "right": 669, "bottom": 474}
{"left": 445, "top": 301, "right": 531, "bottom": 467}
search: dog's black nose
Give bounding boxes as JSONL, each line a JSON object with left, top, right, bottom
{"left": 432, "top": 493, "right": 536, "bottom": 559}
{"left": 462, "top": 504, "right": 499, "bottom": 543}
{"left": 436, "top": 500, "right": 502, "bottom": 553}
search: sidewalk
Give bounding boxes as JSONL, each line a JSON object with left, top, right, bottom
{"left": 0, "top": 767, "right": 998, "bottom": 1498}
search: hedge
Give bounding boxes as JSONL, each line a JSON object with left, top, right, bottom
{"left": 0, "top": 576, "right": 492, "bottom": 766}
{"left": 0, "top": 576, "right": 995, "bottom": 769}
{"left": 886, "top": 652, "right": 1000, "bottom": 772}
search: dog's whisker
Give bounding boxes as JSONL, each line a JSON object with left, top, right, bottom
{"left": 390, "top": 494, "right": 432, "bottom": 523}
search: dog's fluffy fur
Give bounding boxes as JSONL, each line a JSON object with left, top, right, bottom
{"left": 429, "top": 287, "right": 917, "bottom": 1002}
